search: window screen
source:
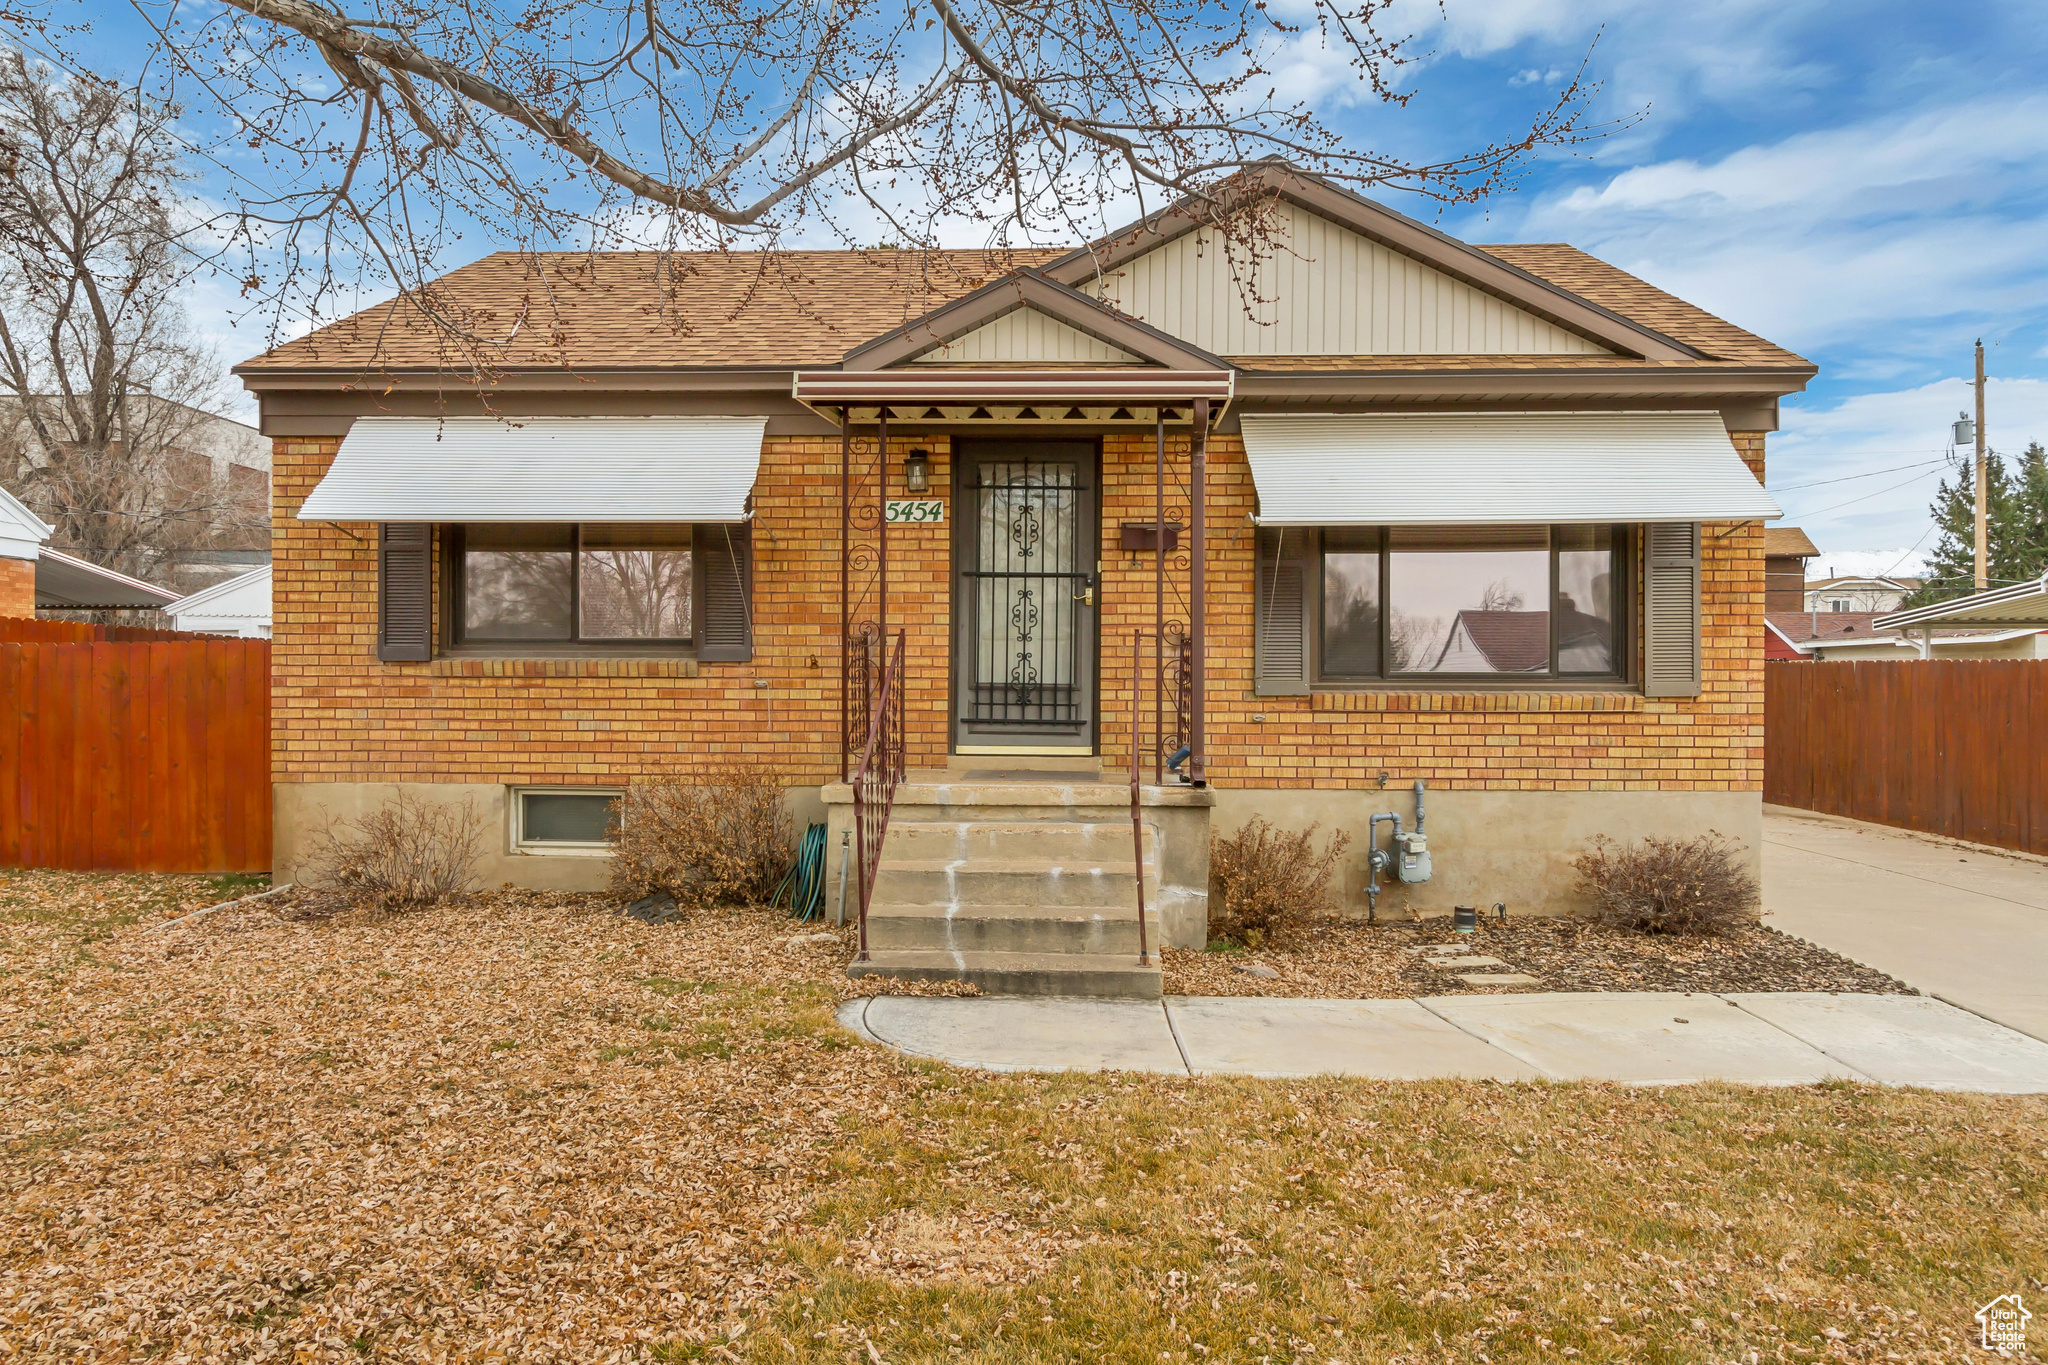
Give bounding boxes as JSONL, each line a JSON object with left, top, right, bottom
{"left": 519, "top": 790, "right": 619, "bottom": 845}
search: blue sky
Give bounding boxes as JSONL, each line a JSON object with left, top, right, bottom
{"left": 66, "top": 0, "right": 2048, "bottom": 575}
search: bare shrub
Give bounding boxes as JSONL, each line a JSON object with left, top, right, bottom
{"left": 1571, "top": 832, "right": 1760, "bottom": 935}
{"left": 1209, "top": 817, "right": 1351, "bottom": 948}
{"left": 306, "top": 791, "right": 483, "bottom": 911}
{"left": 609, "top": 758, "right": 793, "bottom": 908}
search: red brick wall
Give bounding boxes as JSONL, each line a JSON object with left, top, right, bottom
{"left": 0, "top": 557, "right": 33, "bottom": 618}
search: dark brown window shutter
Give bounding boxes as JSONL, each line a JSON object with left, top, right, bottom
{"left": 1254, "top": 527, "right": 1311, "bottom": 696}
{"left": 377, "top": 523, "right": 433, "bottom": 661}
{"left": 1643, "top": 522, "right": 1701, "bottom": 698}
{"left": 696, "top": 523, "right": 753, "bottom": 662}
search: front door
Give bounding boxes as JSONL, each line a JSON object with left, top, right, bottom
{"left": 953, "top": 441, "right": 1099, "bottom": 753}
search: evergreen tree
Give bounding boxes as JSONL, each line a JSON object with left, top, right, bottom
{"left": 1905, "top": 446, "right": 2046, "bottom": 606}
{"left": 2014, "top": 442, "right": 2048, "bottom": 582}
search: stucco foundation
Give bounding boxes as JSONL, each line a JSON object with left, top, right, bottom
{"left": 273, "top": 781, "right": 827, "bottom": 894}
{"left": 1208, "top": 787, "right": 1762, "bottom": 920}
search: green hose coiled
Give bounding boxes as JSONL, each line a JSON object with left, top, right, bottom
{"left": 771, "top": 822, "right": 828, "bottom": 922}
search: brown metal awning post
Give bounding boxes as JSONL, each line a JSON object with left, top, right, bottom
{"left": 1190, "top": 397, "right": 1208, "bottom": 786}
{"left": 878, "top": 410, "right": 889, "bottom": 653}
{"left": 839, "top": 417, "right": 851, "bottom": 781}
{"left": 1154, "top": 412, "right": 1165, "bottom": 786}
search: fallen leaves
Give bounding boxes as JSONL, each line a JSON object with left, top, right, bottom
{"left": 1164, "top": 916, "right": 1912, "bottom": 999}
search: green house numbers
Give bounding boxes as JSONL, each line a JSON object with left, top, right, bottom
{"left": 885, "top": 499, "right": 946, "bottom": 524}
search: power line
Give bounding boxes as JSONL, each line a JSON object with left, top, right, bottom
{"left": 1784, "top": 466, "right": 1949, "bottom": 519}
{"left": 1769, "top": 457, "right": 1949, "bottom": 493}
{"left": 18, "top": 498, "right": 271, "bottom": 532}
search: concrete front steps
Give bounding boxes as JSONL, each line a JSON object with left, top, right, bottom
{"left": 842, "top": 782, "right": 1165, "bottom": 999}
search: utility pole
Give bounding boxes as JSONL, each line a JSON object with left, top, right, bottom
{"left": 1974, "top": 339, "right": 1988, "bottom": 592}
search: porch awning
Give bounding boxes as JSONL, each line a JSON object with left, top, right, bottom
{"left": 794, "top": 368, "right": 1234, "bottom": 410}
{"left": 1239, "top": 411, "right": 1782, "bottom": 526}
{"left": 297, "top": 416, "right": 766, "bottom": 523}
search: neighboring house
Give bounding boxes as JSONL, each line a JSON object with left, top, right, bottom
{"left": 1802, "top": 574, "right": 1919, "bottom": 614}
{"left": 1762, "top": 526, "right": 1817, "bottom": 611}
{"left": 0, "top": 397, "right": 271, "bottom": 596}
{"left": 1765, "top": 611, "right": 2048, "bottom": 660}
{"left": 0, "top": 482, "right": 181, "bottom": 616}
{"left": 163, "top": 563, "right": 272, "bottom": 638}
{"left": 238, "top": 165, "right": 1806, "bottom": 993}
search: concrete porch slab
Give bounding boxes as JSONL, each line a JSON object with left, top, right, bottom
{"left": 843, "top": 995, "right": 1187, "bottom": 1074}
{"left": 1165, "top": 997, "right": 1541, "bottom": 1080}
{"left": 1726, "top": 993, "right": 2048, "bottom": 1094}
{"left": 1417, "top": 991, "right": 1864, "bottom": 1085}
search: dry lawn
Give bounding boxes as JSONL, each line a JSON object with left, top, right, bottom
{"left": 1, "top": 871, "right": 2043, "bottom": 1363}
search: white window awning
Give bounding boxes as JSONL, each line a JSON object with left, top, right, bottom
{"left": 297, "top": 416, "right": 767, "bottom": 523}
{"left": 1239, "top": 412, "right": 1782, "bottom": 526}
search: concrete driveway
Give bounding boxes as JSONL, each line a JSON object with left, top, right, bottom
{"left": 1763, "top": 805, "right": 2048, "bottom": 1042}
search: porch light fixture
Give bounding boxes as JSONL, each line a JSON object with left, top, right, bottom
{"left": 903, "top": 448, "right": 931, "bottom": 494}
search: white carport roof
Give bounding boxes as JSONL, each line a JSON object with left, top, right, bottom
{"left": 1873, "top": 572, "right": 2048, "bottom": 630}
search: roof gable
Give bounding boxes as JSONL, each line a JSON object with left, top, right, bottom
{"left": 0, "top": 482, "right": 53, "bottom": 560}
{"left": 1042, "top": 166, "right": 1709, "bottom": 362}
{"left": 910, "top": 306, "right": 1141, "bottom": 364}
{"left": 841, "top": 268, "right": 1229, "bottom": 372}
{"left": 1077, "top": 199, "right": 1616, "bottom": 359}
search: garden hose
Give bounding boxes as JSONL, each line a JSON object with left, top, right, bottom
{"left": 771, "top": 822, "right": 828, "bottom": 922}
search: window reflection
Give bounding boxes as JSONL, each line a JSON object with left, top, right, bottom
{"left": 1387, "top": 527, "right": 1551, "bottom": 674}
{"left": 1319, "top": 527, "right": 1381, "bottom": 676}
{"left": 463, "top": 525, "right": 573, "bottom": 640}
{"left": 1556, "top": 525, "right": 1616, "bottom": 674}
{"left": 579, "top": 524, "right": 693, "bottom": 639}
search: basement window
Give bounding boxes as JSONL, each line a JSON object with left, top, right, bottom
{"left": 514, "top": 788, "right": 621, "bottom": 853}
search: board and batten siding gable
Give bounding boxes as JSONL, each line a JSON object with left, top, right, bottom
{"left": 1079, "top": 201, "right": 1613, "bottom": 357}
{"left": 910, "top": 307, "right": 1142, "bottom": 363}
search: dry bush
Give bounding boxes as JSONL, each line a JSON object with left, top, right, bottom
{"left": 1208, "top": 817, "right": 1351, "bottom": 948}
{"left": 1571, "top": 832, "right": 1760, "bottom": 935}
{"left": 305, "top": 791, "right": 483, "bottom": 911}
{"left": 610, "top": 758, "right": 794, "bottom": 907}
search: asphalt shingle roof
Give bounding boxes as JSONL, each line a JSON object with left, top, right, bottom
{"left": 237, "top": 242, "right": 1810, "bottom": 374}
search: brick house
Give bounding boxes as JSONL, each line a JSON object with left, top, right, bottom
{"left": 239, "top": 168, "right": 1805, "bottom": 995}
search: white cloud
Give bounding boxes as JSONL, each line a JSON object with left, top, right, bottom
{"left": 1492, "top": 95, "right": 2048, "bottom": 355}
{"left": 1770, "top": 375, "right": 2048, "bottom": 558}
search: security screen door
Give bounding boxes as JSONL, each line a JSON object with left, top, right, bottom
{"left": 954, "top": 441, "right": 1098, "bottom": 752}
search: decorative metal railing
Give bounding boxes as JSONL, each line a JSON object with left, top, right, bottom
{"left": 1128, "top": 629, "right": 1152, "bottom": 967}
{"left": 851, "top": 630, "right": 906, "bottom": 963}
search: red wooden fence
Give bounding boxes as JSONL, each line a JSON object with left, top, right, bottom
{"left": 0, "top": 618, "right": 270, "bottom": 872}
{"left": 1765, "top": 660, "right": 2046, "bottom": 855}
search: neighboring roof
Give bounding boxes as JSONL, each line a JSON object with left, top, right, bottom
{"left": 1807, "top": 574, "right": 1920, "bottom": 592}
{"left": 1443, "top": 610, "right": 1550, "bottom": 672}
{"left": 162, "top": 563, "right": 272, "bottom": 620}
{"left": 0, "top": 482, "right": 54, "bottom": 559}
{"left": 34, "top": 548, "right": 180, "bottom": 609}
{"left": 1765, "top": 612, "right": 1895, "bottom": 646}
{"left": 1763, "top": 526, "right": 1819, "bottom": 558}
{"left": 1875, "top": 572, "right": 2048, "bottom": 631}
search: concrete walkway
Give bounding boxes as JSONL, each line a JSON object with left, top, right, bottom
{"left": 1763, "top": 805, "right": 2048, "bottom": 1042}
{"left": 837, "top": 990, "right": 2048, "bottom": 1092}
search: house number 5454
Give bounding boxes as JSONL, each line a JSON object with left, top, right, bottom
{"left": 885, "top": 500, "right": 945, "bottom": 524}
